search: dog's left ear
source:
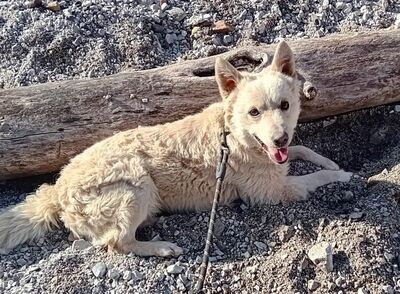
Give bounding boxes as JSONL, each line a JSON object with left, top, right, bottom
{"left": 270, "top": 41, "right": 296, "bottom": 77}
{"left": 215, "top": 57, "right": 243, "bottom": 99}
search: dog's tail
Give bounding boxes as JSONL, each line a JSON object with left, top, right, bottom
{"left": 0, "top": 184, "right": 60, "bottom": 254}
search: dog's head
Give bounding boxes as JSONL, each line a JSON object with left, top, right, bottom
{"left": 215, "top": 41, "right": 300, "bottom": 164}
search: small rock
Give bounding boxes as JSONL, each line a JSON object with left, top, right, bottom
{"left": 211, "top": 20, "right": 233, "bottom": 34}
{"left": 384, "top": 252, "right": 395, "bottom": 263}
{"left": 342, "top": 191, "right": 354, "bottom": 201}
{"left": 160, "top": 2, "right": 168, "bottom": 11}
{"left": 322, "top": 0, "right": 329, "bottom": 8}
{"left": 349, "top": 212, "right": 364, "bottom": 220}
{"left": 108, "top": 268, "right": 121, "bottom": 280}
{"left": 243, "top": 251, "right": 251, "bottom": 259}
{"left": 177, "top": 278, "right": 186, "bottom": 291}
{"left": 131, "top": 270, "right": 144, "bottom": 281}
{"left": 167, "top": 264, "right": 184, "bottom": 274}
{"left": 191, "top": 26, "right": 202, "bottom": 38}
{"left": 92, "top": 262, "right": 107, "bottom": 278}
{"left": 382, "top": 285, "right": 394, "bottom": 294}
{"left": 167, "top": 7, "right": 186, "bottom": 21}
{"left": 122, "top": 270, "right": 132, "bottom": 281}
{"left": 17, "top": 258, "right": 27, "bottom": 266}
{"left": 278, "top": 225, "right": 295, "bottom": 243}
{"left": 328, "top": 282, "right": 336, "bottom": 291}
{"left": 47, "top": 1, "right": 60, "bottom": 12}
{"left": 187, "top": 14, "right": 213, "bottom": 27}
{"left": 335, "top": 276, "right": 346, "bottom": 287}
{"left": 26, "top": 0, "right": 42, "bottom": 8}
{"left": 308, "top": 241, "right": 333, "bottom": 272}
{"left": 223, "top": 35, "right": 233, "bottom": 45}
{"left": 254, "top": 241, "right": 267, "bottom": 251}
{"left": 246, "top": 265, "right": 258, "bottom": 274}
{"left": 308, "top": 280, "right": 320, "bottom": 291}
{"left": 395, "top": 105, "right": 400, "bottom": 112}
{"left": 72, "top": 239, "right": 92, "bottom": 251}
{"left": 165, "top": 33, "right": 177, "bottom": 44}
{"left": 358, "top": 287, "right": 369, "bottom": 294}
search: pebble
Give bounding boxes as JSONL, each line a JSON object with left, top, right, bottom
{"left": 165, "top": 33, "right": 177, "bottom": 44}
{"left": 131, "top": 270, "right": 144, "bottom": 281}
{"left": 71, "top": 239, "right": 92, "bottom": 251}
{"left": 166, "top": 264, "right": 184, "bottom": 274}
{"left": 122, "top": 270, "right": 132, "bottom": 281}
{"left": 382, "top": 285, "right": 394, "bottom": 294}
{"left": 167, "top": 7, "right": 186, "bottom": 22}
{"left": 108, "top": 268, "right": 121, "bottom": 280}
{"left": 308, "top": 242, "right": 334, "bottom": 272}
{"left": 384, "top": 252, "right": 395, "bottom": 263}
{"left": 349, "top": 212, "right": 364, "bottom": 220}
{"left": 307, "top": 280, "right": 320, "bottom": 291}
{"left": 223, "top": 35, "right": 233, "bottom": 45}
{"left": 358, "top": 287, "right": 369, "bottom": 294}
{"left": 278, "top": 225, "right": 295, "bottom": 243}
{"left": 211, "top": 20, "right": 233, "bottom": 34}
{"left": 395, "top": 105, "right": 400, "bottom": 112}
{"left": 26, "top": 0, "right": 42, "bottom": 8}
{"left": 47, "top": 1, "right": 60, "bottom": 12}
{"left": 335, "top": 276, "right": 346, "bottom": 287}
{"left": 254, "top": 241, "right": 267, "bottom": 251}
{"left": 92, "top": 262, "right": 107, "bottom": 278}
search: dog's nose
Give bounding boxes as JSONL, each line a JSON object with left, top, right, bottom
{"left": 273, "top": 132, "right": 288, "bottom": 148}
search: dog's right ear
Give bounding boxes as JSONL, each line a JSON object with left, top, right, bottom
{"left": 215, "top": 57, "right": 243, "bottom": 99}
{"left": 270, "top": 41, "right": 296, "bottom": 77}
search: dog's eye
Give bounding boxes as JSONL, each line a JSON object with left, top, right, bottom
{"left": 249, "top": 108, "right": 260, "bottom": 117}
{"left": 280, "top": 101, "right": 289, "bottom": 111}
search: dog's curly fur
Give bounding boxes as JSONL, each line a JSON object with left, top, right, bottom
{"left": 0, "top": 42, "right": 351, "bottom": 256}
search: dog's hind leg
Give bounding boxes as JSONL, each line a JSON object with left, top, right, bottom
{"left": 289, "top": 145, "right": 340, "bottom": 170}
{"left": 286, "top": 169, "right": 353, "bottom": 201}
{"left": 63, "top": 178, "right": 183, "bottom": 257}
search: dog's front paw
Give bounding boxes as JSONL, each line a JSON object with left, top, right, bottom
{"left": 336, "top": 170, "right": 353, "bottom": 182}
{"left": 321, "top": 159, "right": 340, "bottom": 171}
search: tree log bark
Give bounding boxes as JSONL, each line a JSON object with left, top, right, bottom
{"left": 1, "top": 30, "right": 399, "bottom": 180}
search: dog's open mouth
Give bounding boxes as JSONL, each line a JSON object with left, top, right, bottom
{"left": 253, "top": 134, "right": 288, "bottom": 164}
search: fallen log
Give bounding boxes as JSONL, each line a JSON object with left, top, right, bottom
{"left": 1, "top": 29, "right": 400, "bottom": 180}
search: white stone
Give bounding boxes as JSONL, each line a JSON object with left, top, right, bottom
{"left": 307, "top": 241, "right": 334, "bottom": 272}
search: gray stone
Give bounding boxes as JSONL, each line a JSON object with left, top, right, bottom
{"left": 278, "top": 225, "right": 295, "bottom": 243}
{"left": 165, "top": 33, "right": 177, "bottom": 44}
{"left": 349, "top": 212, "right": 364, "bottom": 220}
{"left": 382, "top": 285, "right": 394, "bottom": 294}
{"left": 167, "top": 7, "right": 186, "bottom": 22}
{"left": 71, "top": 239, "right": 92, "bottom": 251}
{"left": 92, "top": 262, "right": 107, "bottom": 278}
{"left": 358, "top": 287, "right": 369, "bottom": 294}
{"left": 108, "top": 268, "right": 121, "bottom": 280}
{"left": 223, "top": 35, "right": 233, "bottom": 45}
{"left": 131, "top": 270, "right": 144, "bottom": 281}
{"left": 122, "top": 270, "right": 132, "bottom": 281}
{"left": 254, "top": 241, "right": 267, "bottom": 251}
{"left": 307, "top": 280, "right": 320, "bottom": 291}
{"left": 166, "top": 264, "right": 184, "bottom": 274}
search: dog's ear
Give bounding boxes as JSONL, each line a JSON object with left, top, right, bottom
{"left": 270, "top": 41, "right": 296, "bottom": 77}
{"left": 215, "top": 57, "right": 243, "bottom": 98}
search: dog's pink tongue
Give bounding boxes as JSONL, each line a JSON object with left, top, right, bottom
{"left": 271, "top": 147, "right": 288, "bottom": 163}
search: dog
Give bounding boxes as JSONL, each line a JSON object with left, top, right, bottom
{"left": 0, "top": 41, "right": 352, "bottom": 256}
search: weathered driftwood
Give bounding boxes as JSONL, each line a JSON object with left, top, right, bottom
{"left": 1, "top": 30, "right": 400, "bottom": 180}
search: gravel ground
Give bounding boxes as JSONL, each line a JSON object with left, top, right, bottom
{"left": 1, "top": 0, "right": 400, "bottom": 293}
{"left": 0, "top": 0, "right": 399, "bottom": 88}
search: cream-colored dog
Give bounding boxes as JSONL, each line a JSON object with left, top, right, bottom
{"left": 0, "top": 41, "right": 351, "bottom": 256}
